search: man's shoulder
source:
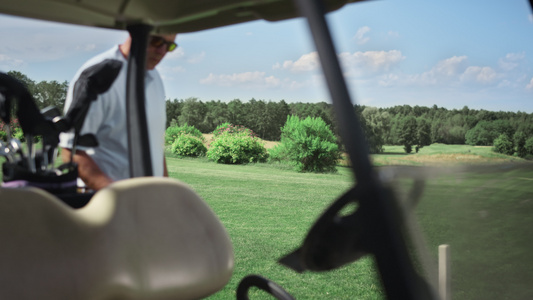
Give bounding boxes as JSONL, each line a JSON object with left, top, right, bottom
{"left": 80, "top": 46, "right": 124, "bottom": 72}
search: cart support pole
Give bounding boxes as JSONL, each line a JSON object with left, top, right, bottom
{"left": 126, "top": 24, "right": 153, "bottom": 177}
{"left": 292, "top": 0, "right": 436, "bottom": 299}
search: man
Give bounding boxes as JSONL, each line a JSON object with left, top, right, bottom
{"left": 59, "top": 33, "right": 177, "bottom": 191}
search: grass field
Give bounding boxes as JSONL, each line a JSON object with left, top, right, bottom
{"left": 162, "top": 144, "right": 533, "bottom": 299}
{"left": 1, "top": 143, "right": 532, "bottom": 299}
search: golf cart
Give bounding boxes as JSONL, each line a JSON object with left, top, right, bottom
{"left": 1, "top": 0, "right": 531, "bottom": 299}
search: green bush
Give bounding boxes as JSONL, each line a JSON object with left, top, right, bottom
{"left": 207, "top": 131, "right": 268, "bottom": 164}
{"left": 213, "top": 123, "right": 255, "bottom": 137}
{"left": 165, "top": 124, "right": 204, "bottom": 145}
{"left": 493, "top": 134, "right": 514, "bottom": 156}
{"left": 170, "top": 134, "right": 207, "bottom": 157}
{"left": 13, "top": 127, "right": 25, "bottom": 142}
{"left": 271, "top": 115, "right": 340, "bottom": 173}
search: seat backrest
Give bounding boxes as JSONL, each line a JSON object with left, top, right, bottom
{"left": 0, "top": 177, "right": 234, "bottom": 300}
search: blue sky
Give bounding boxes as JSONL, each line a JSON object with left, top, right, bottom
{"left": 1, "top": 0, "right": 532, "bottom": 112}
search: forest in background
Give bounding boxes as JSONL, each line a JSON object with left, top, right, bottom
{"left": 3, "top": 71, "right": 533, "bottom": 156}
{"left": 166, "top": 97, "right": 533, "bottom": 155}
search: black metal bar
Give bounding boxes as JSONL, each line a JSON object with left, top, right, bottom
{"left": 292, "top": 0, "right": 434, "bottom": 299}
{"left": 126, "top": 24, "right": 153, "bottom": 177}
{"left": 292, "top": 0, "right": 371, "bottom": 184}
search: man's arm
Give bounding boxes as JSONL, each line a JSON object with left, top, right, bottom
{"left": 61, "top": 148, "right": 113, "bottom": 190}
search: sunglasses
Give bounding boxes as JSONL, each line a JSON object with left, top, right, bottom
{"left": 149, "top": 35, "right": 178, "bottom": 52}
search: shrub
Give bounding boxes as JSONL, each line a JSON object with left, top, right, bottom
{"left": 213, "top": 123, "right": 256, "bottom": 137}
{"left": 493, "top": 134, "right": 514, "bottom": 156}
{"left": 165, "top": 124, "right": 204, "bottom": 145}
{"left": 271, "top": 115, "right": 340, "bottom": 173}
{"left": 13, "top": 127, "right": 25, "bottom": 142}
{"left": 170, "top": 134, "right": 207, "bottom": 157}
{"left": 207, "top": 131, "right": 268, "bottom": 164}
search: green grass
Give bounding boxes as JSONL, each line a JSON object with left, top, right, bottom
{"left": 409, "top": 164, "right": 533, "bottom": 300}
{"left": 164, "top": 150, "right": 533, "bottom": 299}
{"left": 2, "top": 144, "right": 532, "bottom": 299}
{"left": 167, "top": 157, "right": 385, "bottom": 299}
{"left": 370, "top": 144, "right": 525, "bottom": 166}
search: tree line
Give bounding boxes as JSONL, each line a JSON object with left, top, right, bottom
{"left": 3, "top": 71, "right": 532, "bottom": 156}
{"left": 167, "top": 97, "right": 533, "bottom": 155}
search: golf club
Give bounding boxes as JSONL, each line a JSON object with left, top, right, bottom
{"left": 25, "top": 133, "right": 36, "bottom": 172}
{"left": 8, "top": 138, "right": 24, "bottom": 162}
{"left": 59, "top": 59, "right": 122, "bottom": 165}
{"left": 40, "top": 106, "right": 62, "bottom": 171}
{"left": 0, "top": 140, "right": 14, "bottom": 163}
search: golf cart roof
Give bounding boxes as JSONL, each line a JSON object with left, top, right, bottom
{"left": 0, "top": 0, "right": 365, "bottom": 33}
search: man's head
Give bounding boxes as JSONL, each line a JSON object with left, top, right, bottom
{"left": 145, "top": 34, "right": 177, "bottom": 70}
{"left": 120, "top": 33, "right": 178, "bottom": 70}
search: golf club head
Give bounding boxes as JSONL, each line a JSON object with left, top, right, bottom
{"left": 8, "top": 138, "right": 24, "bottom": 159}
{"left": 63, "top": 59, "right": 122, "bottom": 133}
{"left": 77, "top": 134, "right": 99, "bottom": 147}
{"left": 0, "top": 140, "right": 14, "bottom": 162}
{"left": 40, "top": 106, "right": 62, "bottom": 121}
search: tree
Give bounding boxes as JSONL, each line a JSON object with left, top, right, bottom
{"left": 361, "top": 106, "right": 388, "bottom": 153}
{"left": 202, "top": 100, "right": 229, "bottom": 132}
{"left": 398, "top": 115, "right": 418, "bottom": 153}
{"left": 177, "top": 98, "right": 207, "bottom": 131}
{"left": 514, "top": 131, "right": 528, "bottom": 158}
{"left": 166, "top": 99, "right": 182, "bottom": 128}
{"left": 33, "top": 80, "right": 68, "bottom": 109}
{"left": 7, "top": 71, "right": 35, "bottom": 94}
{"left": 6, "top": 71, "right": 68, "bottom": 110}
{"left": 525, "top": 137, "right": 533, "bottom": 157}
{"left": 465, "top": 120, "right": 513, "bottom": 146}
{"left": 227, "top": 99, "right": 245, "bottom": 126}
{"left": 493, "top": 134, "right": 514, "bottom": 156}
{"left": 416, "top": 118, "right": 431, "bottom": 152}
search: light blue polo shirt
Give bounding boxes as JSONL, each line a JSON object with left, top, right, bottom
{"left": 59, "top": 46, "right": 167, "bottom": 183}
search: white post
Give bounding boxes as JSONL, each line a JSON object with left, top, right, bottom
{"left": 439, "top": 244, "right": 451, "bottom": 300}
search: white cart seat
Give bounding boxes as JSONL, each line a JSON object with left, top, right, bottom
{"left": 0, "top": 177, "right": 234, "bottom": 300}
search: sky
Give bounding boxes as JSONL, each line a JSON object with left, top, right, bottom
{"left": 0, "top": 0, "right": 532, "bottom": 113}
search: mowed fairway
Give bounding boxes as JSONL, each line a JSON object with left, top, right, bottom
{"left": 166, "top": 145, "right": 533, "bottom": 299}
{"left": 166, "top": 158, "right": 385, "bottom": 299}
{"left": 1, "top": 143, "right": 532, "bottom": 299}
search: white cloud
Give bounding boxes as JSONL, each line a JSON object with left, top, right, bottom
{"left": 354, "top": 26, "right": 371, "bottom": 45}
{"left": 199, "top": 70, "right": 317, "bottom": 91}
{"left": 0, "top": 54, "right": 24, "bottom": 67}
{"left": 498, "top": 52, "right": 525, "bottom": 71}
{"left": 186, "top": 51, "right": 205, "bottom": 64}
{"left": 393, "top": 55, "right": 469, "bottom": 86}
{"left": 275, "top": 50, "right": 405, "bottom": 77}
{"left": 164, "top": 47, "right": 185, "bottom": 60}
{"left": 339, "top": 50, "right": 405, "bottom": 76}
{"left": 200, "top": 71, "right": 282, "bottom": 89}
{"left": 460, "top": 66, "right": 499, "bottom": 84}
{"left": 387, "top": 31, "right": 400, "bottom": 39}
{"left": 432, "top": 56, "right": 468, "bottom": 77}
{"left": 526, "top": 77, "right": 533, "bottom": 90}
{"left": 275, "top": 52, "right": 320, "bottom": 73}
